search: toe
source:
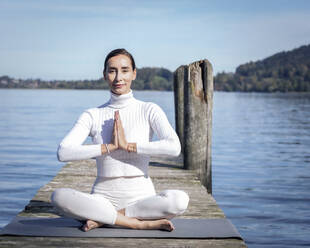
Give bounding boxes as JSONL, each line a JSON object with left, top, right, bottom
{"left": 81, "top": 223, "right": 89, "bottom": 232}
{"left": 167, "top": 220, "right": 175, "bottom": 231}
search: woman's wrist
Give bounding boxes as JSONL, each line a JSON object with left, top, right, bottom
{"left": 127, "top": 143, "right": 137, "bottom": 153}
{"left": 101, "top": 143, "right": 136, "bottom": 154}
{"left": 101, "top": 144, "right": 118, "bottom": 155}
{"left": 108, "top": 144, "right": 118, "bottom": 152}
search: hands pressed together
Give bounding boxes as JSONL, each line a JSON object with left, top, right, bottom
{"left": 101, "top": 111, "right": 136, "bottom": 155}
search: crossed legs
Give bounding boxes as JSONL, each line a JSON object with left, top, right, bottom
{"left": 51, "top": 188, "right": 189, "bottom": 232}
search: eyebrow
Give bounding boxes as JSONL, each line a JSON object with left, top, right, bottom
{"left": 108, "top": 66, "right": 131, "bottom": 70}
{"left": 109, "top": 66, "right": 130, "bottom": 69}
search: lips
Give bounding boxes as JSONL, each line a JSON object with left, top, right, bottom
{"left": 114, "top": 83, "right": 125, "bottom": 88}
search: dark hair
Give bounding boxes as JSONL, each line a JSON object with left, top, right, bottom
{"left": 103, "top": 48, "right": 136, "bottom": 73}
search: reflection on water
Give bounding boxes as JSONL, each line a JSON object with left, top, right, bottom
{"left": 213, "top": 92, "right": 310, "bottom": 248}
{"left": 0, "top": 89, "right": 310, "bottom": 247}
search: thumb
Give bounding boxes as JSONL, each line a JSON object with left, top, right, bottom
{"left": 114, "top": 110, "right": 119, "bottom": 120}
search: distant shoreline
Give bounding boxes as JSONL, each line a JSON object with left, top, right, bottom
{"left": 1, "top": 44, "right": 309, "bottom": 93}
{"left": 2, "top": 87, "right": 310, "bottom": 94}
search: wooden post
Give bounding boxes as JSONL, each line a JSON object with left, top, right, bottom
{"left": 174, "top": 60, "right": 213, "bottom": 194}
{"left": 174, "top": 66, "right": 186, "bottom": 152}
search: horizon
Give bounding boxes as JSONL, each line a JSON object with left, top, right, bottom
{"left": 1, "top": 0, "right": 310, "bottom": 80}
{"left": 1, "top": 43, "right": 309, "bottom": 81}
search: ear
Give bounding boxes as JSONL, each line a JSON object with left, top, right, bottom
{"left": 133, "top": 69, "right": 137, "bottom": 80}
{"left": 103, "top": 70, "right": 107, "bottom": 80}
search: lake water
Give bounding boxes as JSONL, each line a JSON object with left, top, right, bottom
{"left": 0, "top": 89, "right": 309, "bottom": 247}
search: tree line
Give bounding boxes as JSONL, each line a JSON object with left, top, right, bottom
{"left": 214, "top": 44, "right": 310, "bottom": 92}
{"left": 1, "top": 44, "right": 309, "bottom": 92}
{"left": 0, "top": 67, "right": 174, "bottom": 91}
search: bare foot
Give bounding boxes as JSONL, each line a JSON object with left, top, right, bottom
{"left": 138, "top": 219, "right": 175, "bottom": 232}
{"left": 81, "top": 219, "right": 103, "bottom": 232}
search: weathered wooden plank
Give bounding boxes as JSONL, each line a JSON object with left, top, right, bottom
{"left": 0, "top": 237, "right": 246, "bottom": 248}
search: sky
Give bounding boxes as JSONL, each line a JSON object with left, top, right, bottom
{"left": 0, "top": 0, "right": 310, "bottom": 80}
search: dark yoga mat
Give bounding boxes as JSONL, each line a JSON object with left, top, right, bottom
{"left": 0, "top": 216, "right": 242, "bottom": 239}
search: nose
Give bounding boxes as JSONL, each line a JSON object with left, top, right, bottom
{"left": 116, "top": 71, "right": 123, "bottom": 82}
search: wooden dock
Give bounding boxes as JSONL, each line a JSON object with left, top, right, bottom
{"left": 0, "top": 156, "right": 247, "bottom": 247}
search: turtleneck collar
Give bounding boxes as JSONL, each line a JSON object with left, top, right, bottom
{"left": 108, "top": 90, "right": 135, "bottom": 109}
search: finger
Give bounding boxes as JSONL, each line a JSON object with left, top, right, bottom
{"left": 113, "top": 119, "right": 117, "bottom": 134}
{"left": 112, "top": 115, "right": 116, "bottom": 129}
{"left": 112, "top": 121, "right": 118, "bottom": 146}
{"left": 116, "top": 112, "right": 123, "bottom": 127}
{"left": 115, "top": 114, "right": 122, "bottom": 130}
{"left": 115, "top": 116, "right": 121, "bottom": 132}
{"left": 116, "top": 111, "right": 122, "bottom": 123}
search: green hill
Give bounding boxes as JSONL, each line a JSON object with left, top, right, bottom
{"left": 215, "top": 44, "right": 310, "bottom": 92}
{"left": 0, "top": 67, "right": 174, "bottom": 91}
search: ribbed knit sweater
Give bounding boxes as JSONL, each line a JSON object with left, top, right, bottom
{"left": 57, "top": 90, "right": 181, "bottom": 177}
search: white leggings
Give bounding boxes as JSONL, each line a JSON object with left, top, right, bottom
{"left": 51, "top": 176, "right": 189, "bottom": 225}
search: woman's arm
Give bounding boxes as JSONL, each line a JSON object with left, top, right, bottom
{"left": 132, "top": 104, "right": 181, "bottom": 157}
{"left": 57, "top": 110, "right": 117, "bottom": 162}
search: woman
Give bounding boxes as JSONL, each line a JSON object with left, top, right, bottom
{"left": 51, "top": 48, "right": 189, "bottom": 232}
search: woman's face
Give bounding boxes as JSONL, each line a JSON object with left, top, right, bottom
{"left": 104, "top": 54, "right": 136, "bottom": 95}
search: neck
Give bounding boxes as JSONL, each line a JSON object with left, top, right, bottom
{"left": 108, "top": 90, "right": 135, "bottom": 109}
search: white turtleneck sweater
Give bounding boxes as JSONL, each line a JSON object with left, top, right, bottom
{"left": 57, "top": 90, "right": 181, "bottom": 177}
